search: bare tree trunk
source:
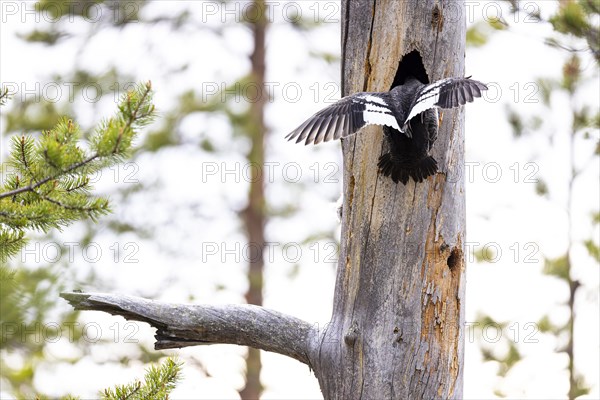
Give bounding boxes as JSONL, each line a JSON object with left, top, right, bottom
{"left": 313, "top": 1, "right": 467, "bottom": 398}
{"left": 62, "top": 1, "right": 467, "bottom": 398}
{"left": 240, "top": 0, "right": 267, "bottom": 398}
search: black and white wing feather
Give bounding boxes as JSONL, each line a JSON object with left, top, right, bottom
{"left": 286, "top": 93, "right": 401, "bottom": 145}
{"left": 403, "top": 77, "right": 488, "bottom": 130}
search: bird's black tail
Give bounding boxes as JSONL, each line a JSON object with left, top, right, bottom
{"left": 378, "top": 153, "right": 438, "bottom": 185}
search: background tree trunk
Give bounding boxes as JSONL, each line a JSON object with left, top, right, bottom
{"left": 240, "top": 0, "right": 268, "bottom": 398}
{"left": 314, "top": 1, "right": 467, "bottom": 398}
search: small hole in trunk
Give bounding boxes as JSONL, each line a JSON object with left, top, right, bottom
{"left": 447, "top": 247, "right": 462, "bottom": 271}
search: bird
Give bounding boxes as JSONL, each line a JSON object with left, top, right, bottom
{"left": 285, "top": 76, "right": 488, "bottom": 184}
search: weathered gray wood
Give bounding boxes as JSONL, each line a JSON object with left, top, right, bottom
{"left": 314, "top": 0, "right": 467, "bottom": 399}
{"left": 60, "top": 292, "right": 318, "bottom": 366}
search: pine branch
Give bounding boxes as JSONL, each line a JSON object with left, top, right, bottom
{"left": 0, "top": 81, "right": 155, "bottom": 263}
{"left": 101, "top": 358, "right": 182, "bottom": 400}
{"left": 0, "top": 82, "right": 154, "bottom": 201}
{"left": 0, "top": 154, "right": 98, "bottom": 200}
{"left": 27, "top": 359, "right": 180, "bottom": 400}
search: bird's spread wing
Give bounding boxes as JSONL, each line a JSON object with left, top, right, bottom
{"left": 403, "top": 77, "right": 488, "bottom": 129}
{"left": 286, "top": 93, "right": 401, "bottom": 145}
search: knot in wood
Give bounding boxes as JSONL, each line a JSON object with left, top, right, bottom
{"left": 344, "top": 322, "right": 359, "bottom": 346}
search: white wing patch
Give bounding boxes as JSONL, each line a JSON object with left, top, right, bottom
{"left": 286, "top": 91, "right": 405, "bottom": 144}
{"left": 362, "top": 103, "right": 401, "bottom": 131}
{"left": 403, "top": 78, "right": 451, "bottom": 126}
{"left": 287, "top": 77, "right": 487, "bottom": 145}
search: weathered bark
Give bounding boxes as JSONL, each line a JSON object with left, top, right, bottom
{"left": 240, "top": 0, "right": 268, "bottom": 398}
{"left": 61, "top": 292, "right": 317, "bottom": 364}
{"left": 313, "top": 1, "right": 467, "bottom": 398}
{"left": 61, "top": 1, "right": 467, "bottom": 398}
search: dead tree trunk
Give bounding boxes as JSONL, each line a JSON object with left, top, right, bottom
{"left": 62, "top": 1, "right": 467, "bottom": 398}
{"left": 314, "top": 1, "right": 466, "bottom": 398}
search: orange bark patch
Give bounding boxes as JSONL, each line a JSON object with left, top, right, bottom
{"left": 419, "top": 174, "right": 464, "bottom": 398}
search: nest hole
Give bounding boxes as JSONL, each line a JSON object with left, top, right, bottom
{"left": 390, "top": 50, "right": 430, "bottom": 90}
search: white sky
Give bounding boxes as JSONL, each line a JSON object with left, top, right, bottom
{"left": 1, "top": 1, "right": 599, "bottom": 399}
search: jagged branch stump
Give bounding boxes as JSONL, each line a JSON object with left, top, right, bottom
{"left": 60, "top": 292, "right": 318, "bottom": 366}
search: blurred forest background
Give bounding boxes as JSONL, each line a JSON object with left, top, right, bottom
{"left": 0, "top": 0, "right": 598, "bottom": 398}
